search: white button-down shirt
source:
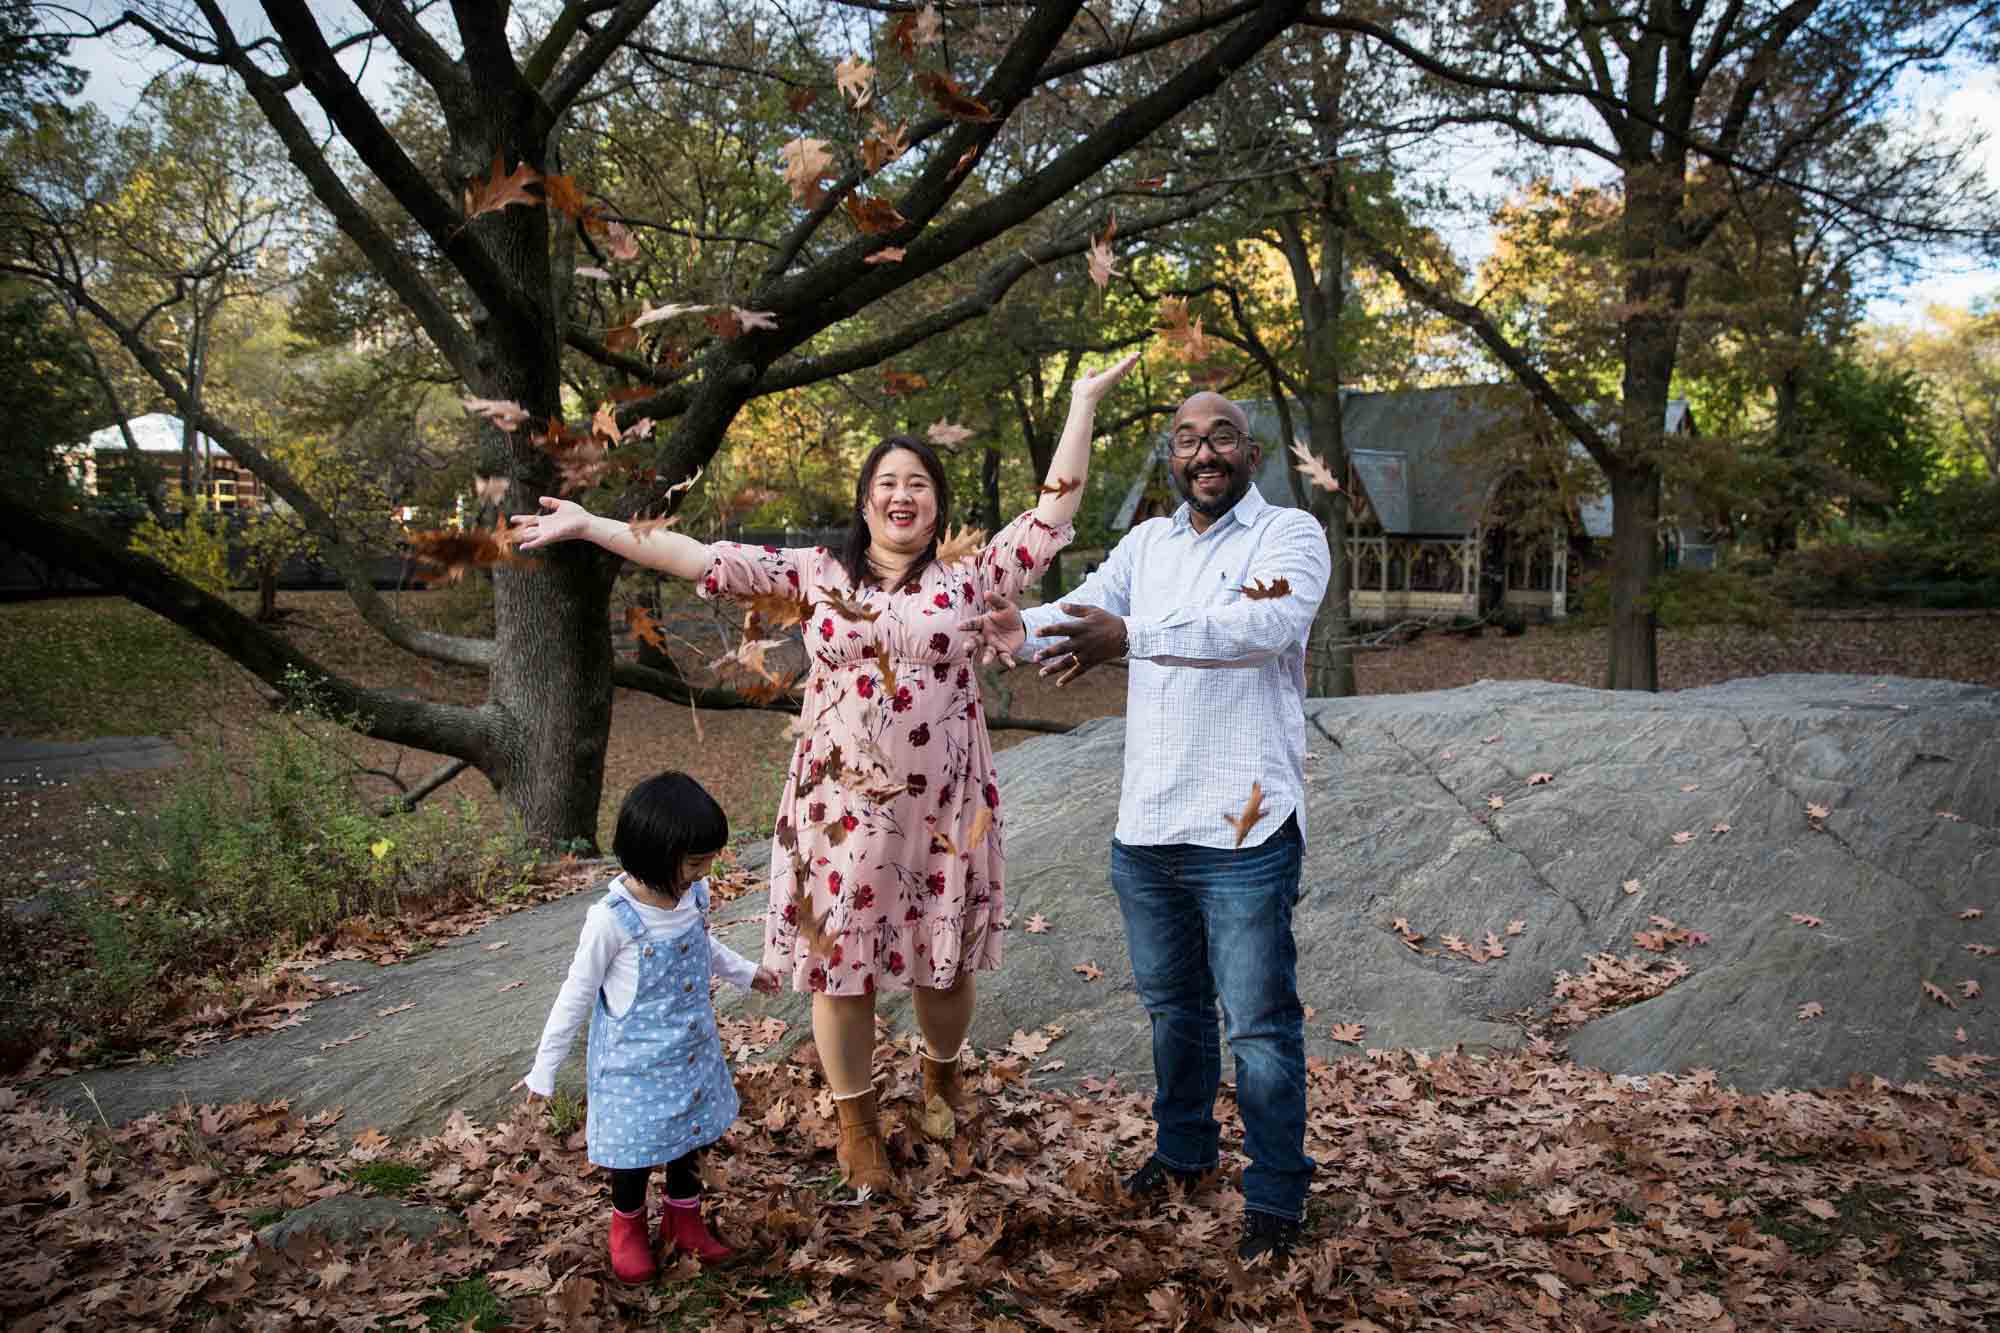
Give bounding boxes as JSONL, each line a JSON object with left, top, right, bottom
{"left": 1018, "top": 484, "right": 1330, "bottom": 849}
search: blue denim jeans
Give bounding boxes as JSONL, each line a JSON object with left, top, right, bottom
{"left": 1110, "top": 814, "right": 1313, "bottom": 1222}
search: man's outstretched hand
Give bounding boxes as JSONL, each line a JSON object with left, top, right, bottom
{"left": 1032, "top": 603, "right": 1127, "bottom": 686}
{"left": 962, "top": 592, "right": 1026, "bottom": 669}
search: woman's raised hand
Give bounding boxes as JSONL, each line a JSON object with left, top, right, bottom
{"left": 1071, "top": 347, "right": 1144, "bottom": 407}
{"left": 509, "top": 496, "right": 592, "bottom": 550}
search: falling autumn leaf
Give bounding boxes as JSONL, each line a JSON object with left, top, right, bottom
{"left": 1482, "top": 733, "right": 1501, "bottom": 745}
{"left": 1797, "top": 1001, "right": 1824, "bottom": 1021}
{"left": 915, "top": 71, "right": 993, "bottom": 121}
{"left": 1073, "top": 962, "right": 1103, "bottom": 982}
{"left": 603, "top": 221, "right": 639, "bottom": 261}
{"left": 462, "top": 151, "right": 542, "bottom": 219}
{"left": 1960, "top": 908, "right": 1984, "bottom": 920}
{"left": 1622, "top": 879, "right": 1643, "bottom": 895}
{"left": 935, "top": 524, "right": 985, "bottom": 563}
{"left": 1329, "top": 1022, "right": 1365, "bottom": 1045}
{"left": 1086, "top": 212, "right": 1118, "bottom": 289}
{"left": 374, "top": 1002, "right": 415, "bottom": 1019}
{"left": 408, "top": 527, "right": 523, "bottom": 582}
{"left": 538, "top": 172, "right": 594, "bottom": 223}
{"left": 462, "top": 395, "right": 533, "bottom": 431}
{"left": 1789, "top": 913, "right": 1824, "bottom": 928}
{"left": 1711, "top": 822, "right": 1732, "bottom": 835}
{"left": 1527, "top": 772, "right": 1554, "bottom": 786}
{"left": 1681, "top": 783, "right": 1700, "bottom": 793}
{"left": 861, "top": 120, "right": 909, "bottom": 173}
{"left": 865, "top": 247, "right": 907, "bottom": 265}
{"left": 1240, "top": 578, "right": 1291, "bottom": 600}
{"left": 633, "top": 300, "right": 710, "bottom": 329}
{"left": 1486, "top": 794, "right": 1505, "bottom": 810}
{"left": 1024, "top": 913, "right": 1051, "bottom": 935}
{"left": 624, "top": 605, "right": 670, "bottom": 653}
{"left": 834, "top": 55, "right": 874, "bottom": 107}
{"left": 928, "top": 420, "right": 974, "bottom": 448}
{"left": 843, "top": 194, "right": 908, "bottom": 236}
{"left": 1955, "top": 1026, "right": 1970, "bottom": 1043}
{"left": 1938, "top": 810, "right": 1965, "bottom": 822}
{"left": 1039, "top": 475, "right": 1082, "bottom": 499}
{"left": 1672, "top": 831, "right": 1695, "bottom": 845}
{"left": 1960, "top": 979, "right": 1983, "bottom": 1001}
{"left": 1225, "top": 782, "right": 1268, "bottom": 848}
{"left": 1806, "top": 802, "right": 1831, "bottom": 821}
{"left": 882, "top": 369, "right": 928, "bottom": 397}
{"left": 779, "top": 136, "right": 836, "bottom": 206}
{"left": 1505, "top": 920, "right": 1526, "bottom": 936}
{"left": 1289, "top": 440, "right": 1342, "bottom": 494}
{"left": 786, "top": 84, "right": 818, "bottom": 115}
{"left": 818, "top": 586, "right": 881, "bottom": 622}
{"left": 496, "top": 980, "right": 526, "bottom": 993}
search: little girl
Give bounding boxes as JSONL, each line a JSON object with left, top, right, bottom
{"left": 519, "top": 771, "right": 778, "bottom": 1284}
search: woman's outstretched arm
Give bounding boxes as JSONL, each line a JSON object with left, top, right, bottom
{"left": 509, "top": 496, "right": 713, "bottom": 580}
{"left": 1034, "top": 347, "right": 1144, "bottom": 530}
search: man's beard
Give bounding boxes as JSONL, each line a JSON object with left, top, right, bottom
{"left": 1173, "top": 456, "right": 1250, "bottom": 517}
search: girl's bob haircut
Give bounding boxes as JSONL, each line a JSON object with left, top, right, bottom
{"left": 613, "top": 771, "right": 728, "bottom": 895}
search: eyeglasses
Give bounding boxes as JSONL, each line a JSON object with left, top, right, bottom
{"left": 1169, "top": 426, "right": 1248, "bottom": 457}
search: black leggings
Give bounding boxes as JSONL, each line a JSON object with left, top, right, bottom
{"left": 610, "top": 1150, "right": 701, "bottom": 1213}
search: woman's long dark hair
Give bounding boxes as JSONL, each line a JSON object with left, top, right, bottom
{"left": 837, "top": 435, "right": 953, "bottom": 593}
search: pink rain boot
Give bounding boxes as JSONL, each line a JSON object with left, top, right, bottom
{"left": 607, "top": 1205, "right": 657, "bottom": 1284}
{"left": 661, "top": 1196, "right": 734, "bottom": 1265}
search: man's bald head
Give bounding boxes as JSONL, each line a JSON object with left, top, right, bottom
{"left": 1173, "top": 391, "right": 1248, "bottom": 435}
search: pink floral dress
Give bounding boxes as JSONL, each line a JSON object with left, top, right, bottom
{"left": 696, "top": 512, "right": 1072, "bottom": 995}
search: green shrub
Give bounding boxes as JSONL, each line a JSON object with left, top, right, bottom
{"left": 128, "top": 503, "right": 233, "bottom": 597}
{"left": 1570, "top": 568, "right": 1789, "bottom": 629}
{"left": 1, "top": 674, "right": 533, "bottom": 1069}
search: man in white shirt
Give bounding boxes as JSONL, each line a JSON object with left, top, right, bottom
{"left": 968, "top": 391, "right": 1330, "bottom": 1264}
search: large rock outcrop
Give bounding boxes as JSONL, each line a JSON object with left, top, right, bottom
{"left": 44, "top": 675, "right": 1998, "bottom": 1137}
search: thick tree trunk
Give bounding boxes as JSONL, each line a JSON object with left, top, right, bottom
{"left": 1300, "top": 395, "right": 1356, "bottom": 698}
{"left": 257, "top": 558, "right": 280, "bottom": 621}
{"left": 1603, "top": 460, "right": 1662, "bottom": 691}
{"left": 487, "top": 547, "right": 615, "bottom": 847}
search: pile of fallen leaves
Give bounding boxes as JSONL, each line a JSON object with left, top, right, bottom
{"left": 5, "top": 1023, "right": 1999, "bottom": 1330}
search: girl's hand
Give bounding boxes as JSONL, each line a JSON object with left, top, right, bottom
{"left": 509, "top": 496, "right": 593, "bottom": 550}
{"left": 1071, "top": 347, "right": 1145, "bottom": 407}
{"left": 752, "top": 966, "right": 782, "bottom": 995}
{"left": 512, "top": 1077, "right": 545, "bottom": 1100}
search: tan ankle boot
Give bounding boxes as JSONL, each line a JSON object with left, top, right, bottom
{"left": 834, "top": 1088, "right": 894, "bottom": 1192}
{"left": 920, "top": 1052, "right": 976, "bottom": 1142}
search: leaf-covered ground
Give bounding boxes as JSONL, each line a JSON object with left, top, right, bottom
{"left": 5, "top": 1019, "right": 1999, "bottom": 1330}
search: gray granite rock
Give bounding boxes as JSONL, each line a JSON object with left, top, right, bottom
{"left": 255, "top": 1194, "right": 463, "bottom": 1250}
{"left": 41, "top": 674, "right": 1999, "bottom": 1137}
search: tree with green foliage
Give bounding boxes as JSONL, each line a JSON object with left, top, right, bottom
{"left": 1311, "top": 0, "right": 2000, "bottom": 690}
{"left": 5, "top": 1, "right": 1309, "bottom": 845}
{"left": 0, "top": 282, "right": 111, "bottom": 501}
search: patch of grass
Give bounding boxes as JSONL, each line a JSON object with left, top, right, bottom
{"left": 245, "top": 1207, "right": 287, "bottom": 1229}
{"left": 543, "top": 1086, "right": 587, "bottom": 1139}
{"left": 410, "top": 1276, "right": 506, "bottom": 1331}
{"left": 1755, "top": 1185, "right": 1917, "bottom": 1270}
{"left": 1602, "top": 1286, "right": 1660, "bottom": 1320}
{"left": 0, "top": 597, "right": 223, "bottom": 737}
{"left": 349, "top": 1160, "right": 426, "bottom": 1196}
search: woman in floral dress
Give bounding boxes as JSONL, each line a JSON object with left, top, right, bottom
{"left": 511, "top": 350, "right": 1140, "bottom": 1190}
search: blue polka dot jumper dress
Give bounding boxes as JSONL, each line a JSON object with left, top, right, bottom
{"left": 584, "top": 882, "right": 741, "bottom": 1170}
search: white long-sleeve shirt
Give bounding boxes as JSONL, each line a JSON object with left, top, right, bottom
{"left": 1018, "top": 484, "right": 1330, "bottom": 849}
{"left": 523, "top": 876, "right": 759, "bottom": 1096}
